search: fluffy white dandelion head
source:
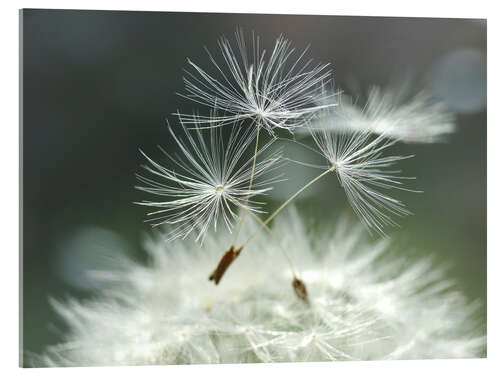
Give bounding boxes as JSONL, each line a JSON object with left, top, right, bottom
{"left": 304, "top": 84, "right": 455, "bottom": 143}
{"left": 178, "top": 29, "right": 335, "bottom": 135}
{"left": 32, "top": 208, "right": 484, "bottom": 366}
{"left": 135, "top": 116, "right": 282, "bottom": 243}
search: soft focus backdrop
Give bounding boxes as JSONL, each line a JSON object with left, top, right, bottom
{"left": 20, "top": 9, "right": 486, "bottom": 363}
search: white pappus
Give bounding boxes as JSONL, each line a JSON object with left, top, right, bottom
{"left": 307, "top": 127, "right": 416, "bottom": 235}
{"left": 178, "top": 29, "right": 336, "bottom": 135}
{"left": 31, "top": 208, "right": 485, "bottom": 366}
{"left": 135, "top": 116, "right": 283, "bottom": 243}
{"left": 303, "top": 84, "right": 455, "bottom": 143}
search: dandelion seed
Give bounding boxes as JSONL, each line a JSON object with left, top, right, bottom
{"left": 135, "top": 116, "right": 282, "bottom": 243}
{"left": 32, "top": 209, "right": 485, "bottom": 366}
{"left": 208, "top": 245, "right": 242, "bottom": 285}
{"left": 310, "top": 128, "right": 415, "bottom": 235}
{"left": 292, "top": 277, "right": 309, "bottom": 303}
{"left": 240, "top": 128, "right": 413, "bottom": 244}
{"left": 305, "top": 84, "right": 455, "bottom": 143}
{"left": 178, "top": 29, "right": 335, "bottom": 135}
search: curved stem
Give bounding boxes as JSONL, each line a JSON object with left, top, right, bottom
{"left": 242, "top": 166, "right": 336, "bottom": 247}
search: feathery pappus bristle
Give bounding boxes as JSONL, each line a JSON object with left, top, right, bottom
{"left": 177, "top": 29, "right": 336, "bottom": 135}
{"left": 135, "top": 115, "right": 283, "bottom": 243}
{"left": 304, "top": 85, "right": 455, "bottom": 143}
{"left": 309, "top": 127, "right": 416, "bottom": 235}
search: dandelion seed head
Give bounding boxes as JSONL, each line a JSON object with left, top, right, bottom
{"left": 135, "top": 115, "right": 282, "bottom": 243}
{"left": 310, "top": 128, "right": 414, "bottom": 235}
{"left": 304, "top": 84, "right": 455, "bottom": 143}
{"left": 178, "top": 29, "right": 336, "bottom": 135}
{"left": 32, "top": 209, "right": 485, "bottom": 366}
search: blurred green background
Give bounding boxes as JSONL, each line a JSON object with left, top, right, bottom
{"left": 20, "top": 9, "right": 486, "bottom": 364}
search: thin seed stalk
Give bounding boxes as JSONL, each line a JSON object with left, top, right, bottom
{"left": 242, "top": 165, "right": 336, "bottom": 247}
{"left": 227, "top": 196, "right": 297, "bottom": 275}
{"left": 232, "top": 117, "right": 261, "bottom": 245}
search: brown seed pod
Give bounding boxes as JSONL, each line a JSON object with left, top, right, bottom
{"left": 209, "top": 245, "right": 243, "bottom": 285}
{"left": 292, "top": 277, "right": 309, "bottom": 303}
